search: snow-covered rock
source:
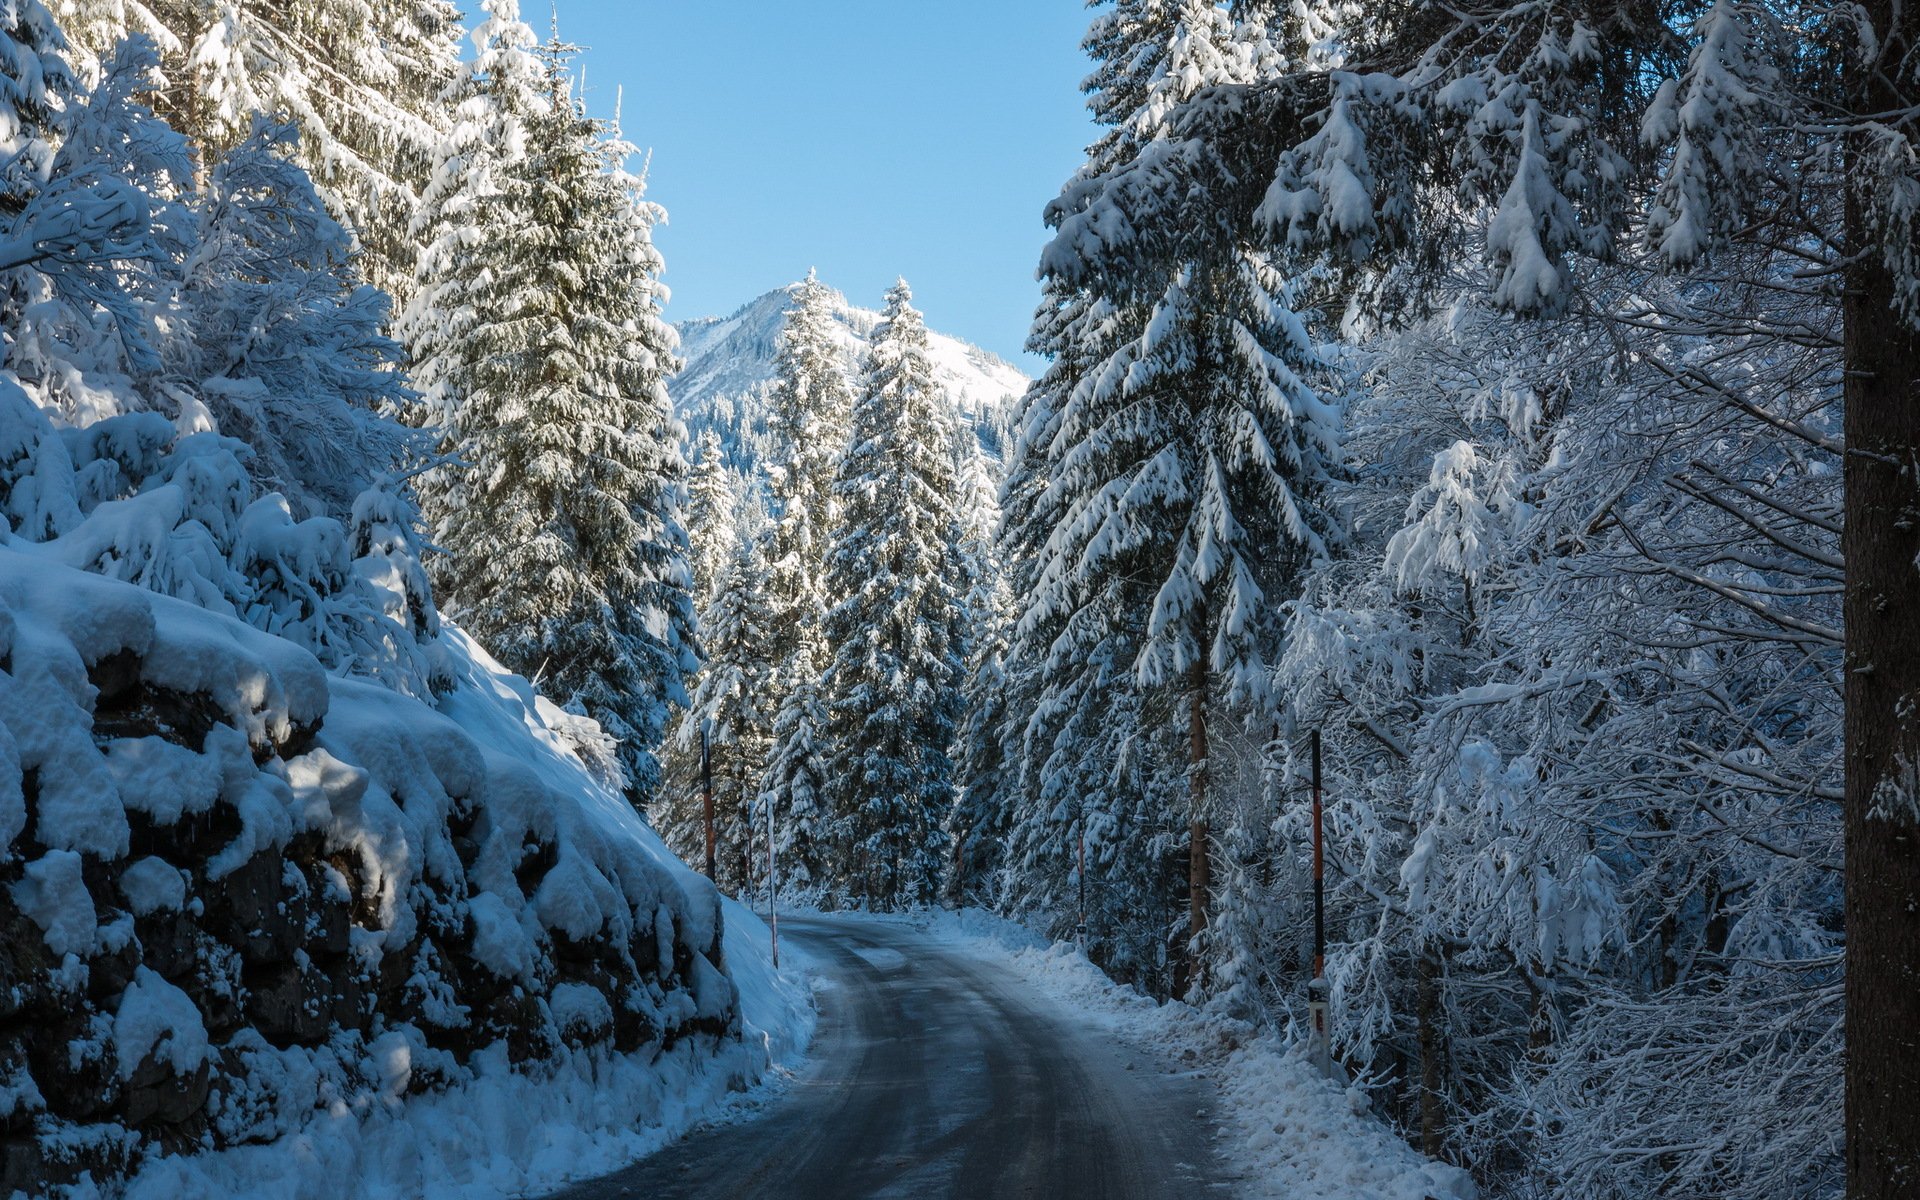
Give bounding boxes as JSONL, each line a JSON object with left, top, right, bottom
{"left": 0, "top": 541, "right": 752, "bottom": 1194}
{"left": 671, "top": 281, "right": 1029, "bottom": 468}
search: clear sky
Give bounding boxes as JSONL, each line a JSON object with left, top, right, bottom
{"left": 546, "top": 1, "right": 1099, "bottom": 369}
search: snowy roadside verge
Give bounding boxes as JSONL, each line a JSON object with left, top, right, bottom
{"left": 902, "top": 909, "right": 1475, "bottom": 1200}
{"left": 59, "top": 899, "right": 815, "bottom": 1200}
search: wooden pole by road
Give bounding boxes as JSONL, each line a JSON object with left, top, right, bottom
{"left": 767, "top": 788, "right": 779, "bottom": 969}
{"left": 701, "top": 721, "right": 716, "bottom": 882}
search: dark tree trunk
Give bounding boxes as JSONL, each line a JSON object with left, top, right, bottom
{"left": 1846, "top": 8, "right": 1920, "bottom": 1192}
{"left": 734, "top": 761, "right": 753, "bottom": 892}
{"left": 1417, "top": 951, "right": 1444, "bottom": 1160}
{"left": 1187, "top": 657, "right": 1210, "bottom": 990}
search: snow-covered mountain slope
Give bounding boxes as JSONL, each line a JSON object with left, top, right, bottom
{"left": 671, "top": 283, "right": 1029, "bottom": 467}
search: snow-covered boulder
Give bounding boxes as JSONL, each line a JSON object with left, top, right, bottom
{"left": 0, "top": 546, "right": 736, "bottom": 1195}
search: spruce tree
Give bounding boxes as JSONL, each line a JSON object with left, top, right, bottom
{"left": 656, "top": 435, "right": 749, "bottom": 873}
{"left": 761, "top": 270, "right": 854, "bottom": 665}
{"left": 1003, "top": 0, "right": 1340, "bottom": 987}
{"left": 404, "top": 8, "right": 694, "bottom": 805}
{"left": 0, "top": 0, "right": 67, "bottom": 216}
{"left": 51, "top": 0, "right": 463, "bottom": 297}
{"left": 681, "top": 533, "right": 777, "bottom": 893}
{"left": 820, "top": 281, "right": 966, "bottom": 910}
{"left": 947, "top": 435, "right": 1013, "bottom": 904}
{"left": 684, "top": 428, "right": 740, "bottom": 608}
{"left": 399, "top": 0, "right": 545, "bottom": 458}
{"left": 760, "top": 650, "right": 831, "bottom": 897}
{"left": 759, "top": 272, "right": 855, "bottom": 894}
{"left": 1052, "top": 0, "right": 1900, "bottom": 1184}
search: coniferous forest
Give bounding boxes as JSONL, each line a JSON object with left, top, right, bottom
{"left": 0, "top": 2, "right": 1913, "bottom": 1199}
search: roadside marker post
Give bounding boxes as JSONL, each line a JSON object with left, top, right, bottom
{"left": 1076, "top": 823, "right": 1087, "bottom": 954}
{"left": 767, "top": 789, "right": 779, "bottom": 970}
{"left": 701, "top": 721, "right": 716, "bottom": 882}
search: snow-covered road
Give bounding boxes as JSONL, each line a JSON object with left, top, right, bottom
{"left": 550, "top": 913, "right": 1225, "bottom": 1199}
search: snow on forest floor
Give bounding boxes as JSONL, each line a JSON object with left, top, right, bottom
{"left": 889, "top": 908, "right": 1478, "bottom": 1200}
{"left": 53, "top": 903, "right": 816, "bottom": 1200}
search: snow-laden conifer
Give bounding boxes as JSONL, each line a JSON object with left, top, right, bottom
{"left": 399, "top": 0, "right": 546, "bottom": 457}
{"left": 1035, "top": 1, "right": 1895, "bottom": 1181}
{"left": 819, "top": 281, "right": 966, "bottom": 910}
{"left": 946, "top": 435, "right": 1013, "bottom": 904}
{"left": 759, "top": 647, "right": 831, "bottom": 897}
{"left": 0, "top": 0, "right": 68, "bottom": 213}
{"left": 1, "top": 25, "right": 440, "bottom": 699}
{"left": 675, "top": 533, "right": 776, "bottom": 893}
{"left": 684, "top": 428, "right": 741, "bottom": 608}
{"left": 3, "top": 31, "right": 188, "bottom": 393}
{"left": 1006, "top": 0, "right": 1341, "bottom": 988}
{"left": 181, "top": 121, "right": 420, "bottom": 521}
{"left": 761, "top": 271, "right": 853, "bottom": 654}
{"left": 406, "top": 9, "right": 694, "bottom": 804}
{"left": 758, "top": 271, "right": 855, "bottom": 895}
{"left": 51, "top": 0, "right": 463, "bottom": 296}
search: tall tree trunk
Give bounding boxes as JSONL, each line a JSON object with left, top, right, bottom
{"left": 735, "top": 760, "right": 753, "bottom": 892}
{"left": 1846, "top": 7, "right": 1920, "bottom": 1192}
{"left": 1417, "top": 950, "right": 1444, "bottom": 1160}
{"left": 949, "top": 821, "right": 967, "bottom": 905}
{"left": 185, "top": 14, "right": 211, "bottom": 195}
{"left": 1187, "top": 657, "right": 1210, "bottom": 990}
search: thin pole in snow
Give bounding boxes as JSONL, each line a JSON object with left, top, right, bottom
{"left": 1309, "top": 729, "right": 1332, "bottom": 1079}
{"left": 1313, "top": 729, "right": 1325, "bottom": 977}
{"left": 1076, "top": 820, "right": 1087, "bottom": 954}
{"left": 767, "top": 790, "right": 779, "bottom": 970}
{"left": 701, "top": 721, "right": 716, "bottom": 882}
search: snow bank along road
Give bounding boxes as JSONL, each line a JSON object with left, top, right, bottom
{"left": 551, "top": 913, "right": 1224, "bottom": 1199}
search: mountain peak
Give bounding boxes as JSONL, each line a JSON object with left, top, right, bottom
{"left": 670, "top": 282, "right": 1029, "bottom": 469}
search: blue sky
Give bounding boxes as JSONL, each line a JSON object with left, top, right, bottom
{"left": 545, "top": 1, "right": 1098, "bottom": 369}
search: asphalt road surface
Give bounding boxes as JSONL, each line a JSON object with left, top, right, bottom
{"left": 551, "top": 913, "right": 1223, "bottom": 1200}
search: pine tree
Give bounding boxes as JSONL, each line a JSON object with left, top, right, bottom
{"left": 681, "top": 533, "right": 777, "bottom": 894}
{"left": 51, "top": 0, "right": 463, "bottom": 297}
{"left": 0, "top": 0, "right": 68, "bottom": 217}
{"left": 404, "top": 7, "right": 694, "bottom": 804}
{"left": 819, "top": 281, "right": 966, "bottom": 910}
{"left": 758, "top": 271, "right": 856, "bottom": 894}
{"left": 947, "top": 434, "right": 1013, "bottom": 904}
{"left": 684, "top": 428, "right": 741, "bottom": 608}
{"left": 1005, "top": 0, "right": 1341, "bottom": 989}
